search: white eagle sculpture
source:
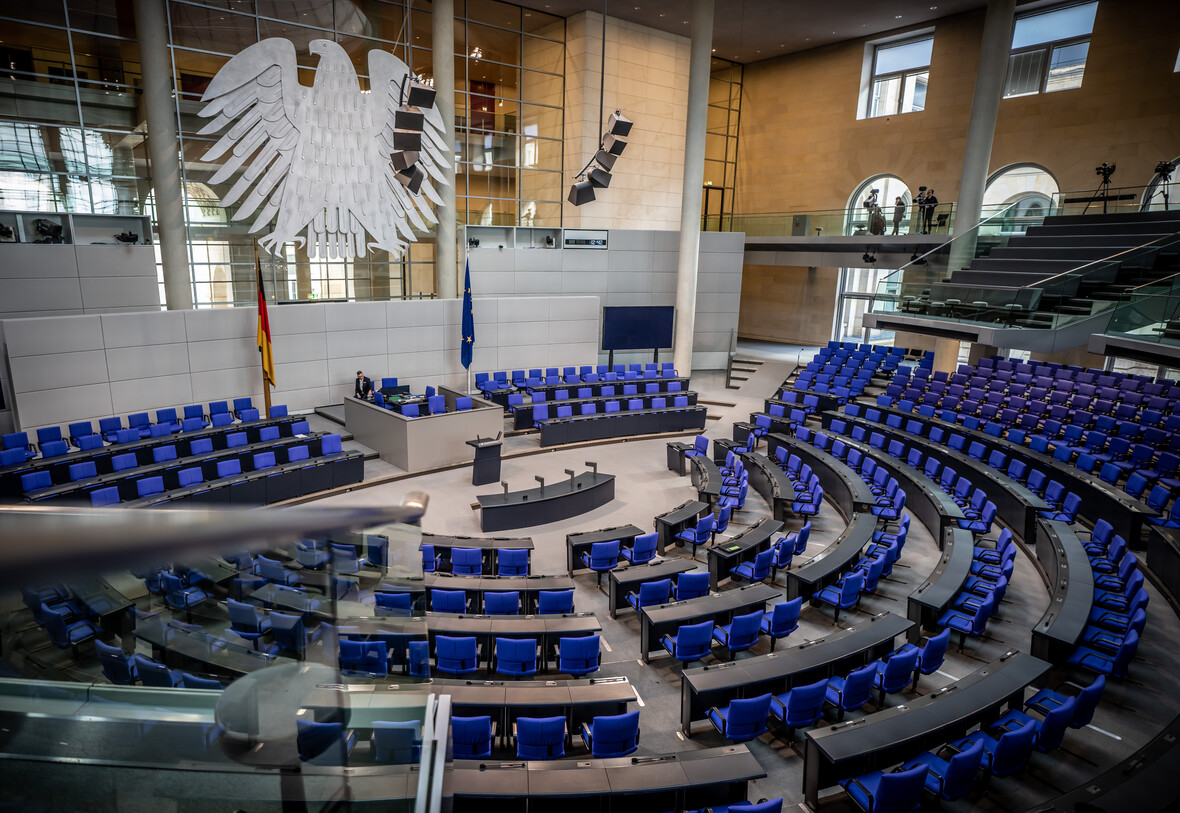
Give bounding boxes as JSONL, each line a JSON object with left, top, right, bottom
{"left": 198, "top": 38, "right": 449, "bottom": 260}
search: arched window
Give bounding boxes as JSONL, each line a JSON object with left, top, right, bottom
{"left": 845, "top": 175, "right": 912, "bottom": 236}
{"left": 1142, "top": 157, "right": 1179, "bottom": 211}
{"left": 983, "top": 163, "right": 1058, "bottom": 233}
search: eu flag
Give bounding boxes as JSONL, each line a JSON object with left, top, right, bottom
{"left": 461, "top": 258, "right": 475, "bottom": 370}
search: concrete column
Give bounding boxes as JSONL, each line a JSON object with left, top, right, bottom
{"left": 432, "top": 0, "right": 459, "bottom": 299}
{"left": 946, "top": 0, "right": 1017, "bottom": 275}
{"left": 133, "top": 0, "right": 193, "bottom": 310}
{"left": 931, "top": 337, "right": 963, "bottom": 375}
{"left": 672, "top": 0, "right": 713, "bottom": 377}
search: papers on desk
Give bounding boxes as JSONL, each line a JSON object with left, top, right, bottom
{"left": 295, "top": 433, "right": 309, "bottom": 438}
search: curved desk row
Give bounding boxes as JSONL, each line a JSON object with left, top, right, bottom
{"left": 1031, "top": 518, "right": 1095, "bottom": 665}
{"left": 856, "top": 402, "right": 1156, "bottom": 545}
{"left": 766, "top": 433, "right": 876, "bottom": 518}
{"left": 680, "top": 612, "right": 913, "bottom": 736}
{"left": 539, "top": 405, "right": 707, "bottom": 447}
{"left": 825, "top": 410, "right": 1048, "bottom": 544}
{"left": 513, "top": 391, "right": 700, "bottom": 430}
{"left": 0, "top": 414, "right": 301, "bottom": 497}
{"left": 566, "top": 523, "right": 645, "bottom": 576}
{"left": 740, "top": 450, "right": 797, "bottom": 522}
{"left": 478, "top": 472, "right": 615, "bottom": 532}
{"left": 786, "top": 512, "right": 879, "bottom": 602}
{"left": 906, "top": 528, "right": 976, "bottom": 643}
{"left": 689, "top": 455, "right": 723, "bottom": 507}
{"left": 707, "top": 517, "right": 784, "bottom": 590}
{"left": 486, "top": 375, "right": 691, "bottom": 407}
{"left": 421, "top": 533, "right": 535, "bottom": 575}
{"left": 608, "top": 558, "right": 697, "bottom": 618}
{"left": 803, "top": 649, "right": 1051, "bottom": 808}
{"left": 377, "top": 573, "right": 577, "bottom": 615}
{"left": 815, "top": 425, "right": 965, "bottom": 539}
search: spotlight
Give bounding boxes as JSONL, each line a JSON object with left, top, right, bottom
{"left": 587, "top": 167, "right": 612, "bottom": 188}
{"left": 568, "top": 180, "right": 596, "bottom": 206}
{"left": 394, "top": 105, "right": 424, "bottom": 131}
{"left": 397, "top": 164, "right": 425, "bottom": 194}
{"left": 606, "top": 110, "right": 633, "bottom": 137}
{"left": 405, "top": 79, "right": 436, "bottom": 109}
{"left": 594, "top": 149, "right": 618, "bottom": 172}
{"left": 602, "top": 133, "right": 627, "bottom": 156}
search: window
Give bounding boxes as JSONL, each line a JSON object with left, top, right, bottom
{"left": 1004, "top": 2, "right": 1097, "bottom": 98}
{"left": 867, "top": 37, "right": 932, "bottom": 118}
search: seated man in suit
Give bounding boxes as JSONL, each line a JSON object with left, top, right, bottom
{"left": 355, "top": 370, "right": 373, "bottom": 400}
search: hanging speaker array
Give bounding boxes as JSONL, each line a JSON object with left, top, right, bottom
{"left": 391, "top": 78, "right": 437, "bottom": 195}
{"left": 568, "top": 110, "right": 633, "bottom": 206}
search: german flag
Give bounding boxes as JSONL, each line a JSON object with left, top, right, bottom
{"left": 256, "top": 259, "right": 275, "bottom": 388}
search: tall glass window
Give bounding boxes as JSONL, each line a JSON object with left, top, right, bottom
{"left": 1003, "top": 2, "right": 1097, "bottom": 98}
{"left": 867, "top": 36, "right": 932, "bottom": 118}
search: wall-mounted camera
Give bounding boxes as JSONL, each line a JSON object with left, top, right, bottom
{"left": 114, "top": 231, "right": 139, "bottom": 244}
{"left": 467, "top": 237, "right": 480, "bottom": 248}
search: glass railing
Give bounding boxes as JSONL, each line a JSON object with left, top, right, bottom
{"left": 1050, "top": 184, "right": 1161, "bottom": 217}
{"left": 709, "top": 202, "right": 957, "bottom": 237}
{"left": 1104, "top": 256, "right": 1180, "bottom": 346}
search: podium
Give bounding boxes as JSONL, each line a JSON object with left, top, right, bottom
{"left": 466, "top": 436, "right": 503, "bottom": 486}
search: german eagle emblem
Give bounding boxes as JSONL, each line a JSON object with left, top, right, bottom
{"left": 198, "top": 38, "right": 449, "bottom": 260}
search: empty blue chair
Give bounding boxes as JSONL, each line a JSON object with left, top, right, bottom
{"left": 872, "top": 646, "right": 920, "bottom": 705}
{"left": 675, "top": 571, "right": 710, "bottom": 600}
{"left": 951, "top": 719, "right": 1037, "bottom": 777}
{"left": 769, "top": 678, "right": 828, "bottom": 738}
{"left": 435, "top": 635, "right": 479, "bottom": 675}
{"left": 707, "top": 693, "right": 773, "bottom": 742}
{"left": 68, "top": 421, "right": 95, "bottom": 446}
{"left": 339, "top": 639, "right": 389, "bottom": 678}
{"left": 451, "top": 716, "right": 494, "bottom": 759}
{"left": 36, "top": 426, "right": 63, "bottom": 447}
{"left": 989, "top": 695, "right": 1075, "bottom": 754}
{"left": 329, "top": 542, "right": 365, "bottom": 573}
{"left": 297, "top": 719, "right": 356, "bottom": 765}
{"left": 375, "top": 591, "right": 413, "bottom": 616}
{"left": 581, "top": 540, "right": 621, "bottom": 585}
{"left": 902, "top": 739, "right": 984, "bottom": 802}
{"left": 21, "top": 470, "right": 53, "bottom": 494}
{"left": 371, "top": 720, "right": 421, "bottom": 764}
{"left": 431, "top": 589, "right": 468, "bottom": 614}
{"left": 761, "top": 597, "right": 802, "bottom": 650}
{"left": 676, "top": 514, "right": 715, "bottom": 560}
{"left": 40, "top": 439, "right": 69, "bottom": 459}
{"left": 712, "top": 609, "right": 763, "bottom": 658}
{"left": 581, "top": 710, "right": 640, "bottom": 758}
{"left": 514, "top": 716, "right": 566, "bottom": 760}
{"left": 136, "top": 476, "right": 165, "bottom": 498}
{"left": 537, "top": 589, "right": 574, "bottom": 614}
{"left": 556, "top": 634, "right": 600, "bottom": 675}
{"left": 838, "top": 763, "right": 927, "bottom": 813}
{"left": 40, "top": 603, "right": 101, "bottom": 652}
{"left": 813, "top": 569, "right": 864, "bottom": 624}
{"left": 661, "top": 619, "right": 714, "bottom": 664}
{"left": 180, "top": 672, "right": 223, "bottom": 690}
{"left": 1026, "top": 674, "right": 1105, "bottom": 730}
{"left": 451, "top": 547, "right": 483, "bottom": 575}
{"left": 731, "top": 548, "right": 774, "bottom": 583}
{"left": 621, "top": 532, "right": 658, "bottom": 564}
{"left": 497, "top": 548, "right": 529, "bottom": 576}
{"left": 626, "top": 578, "right": 671, "bottom": 612}
{"left": 161, "top": 572, "right": 209, "bottom": 616}
{"left": 90, "top": 486, "right": 121, "bottom": 506}
{"left": 483, "top": 591, "right": 520, "bottom": 615}
{"left": 892, "top": 628, "right": 951, "bottom": 691}
{"left": 227, "top": 598, "right": 271, "bottom": 639}
{"left": 825, "top": 664, "right": 876, "bottom": 720}
{"left": 408, "top": 640, "right": 430, "bottom": 678}
{"left": 134, "top": 655, "right": 182, "bottom": 687}
{"left": 95, "top": 639, "right": 140, "bottom": 685}
{"left": 684, "top": 435, "right": 709, "bottom": 458}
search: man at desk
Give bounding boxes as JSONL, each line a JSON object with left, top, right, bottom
{"left": 355, "top": 370, "right": 373, "bottom": 400}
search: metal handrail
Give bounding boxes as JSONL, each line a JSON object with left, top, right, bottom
{"left": 1022, "top": 228, "right": 1180, "bottom": 290}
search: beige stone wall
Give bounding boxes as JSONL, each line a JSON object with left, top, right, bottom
{"left": 738, "top": 264, "right": 839, "bottom": 345}
{"left": 735, "top": 1, "right": 1180, "bottom": 216}
{"left": 563, "top": 12, "right": 690, "bottom": 230}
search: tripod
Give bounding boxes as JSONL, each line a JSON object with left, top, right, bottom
{"left": 1150, "top": 169, "right": 1173, "bottom": 211}
{"left": 1084, "top": 173, "right": 1114, "bottom": 215}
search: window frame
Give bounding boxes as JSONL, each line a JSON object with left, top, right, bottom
{"left": 859, "top": 31, "right": 934, "bottom": 120}
{"left": 1003, "top": 2, "right": 1097, "bottom": 99}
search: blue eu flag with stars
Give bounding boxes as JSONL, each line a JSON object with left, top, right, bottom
{"left": 461, "top": 258, "right": 475, "bottom": 370}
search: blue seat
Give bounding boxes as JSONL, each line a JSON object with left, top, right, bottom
{"left": 339, "top": 639, "right": 389, "bottom": 678}
{"left": 731, "top": 548, "right": 774, "bottom": 583}
{"left": 421, "top": 544, "right": 438, "bottom": 573}
{"left": 180, "top": 672, "right": 223, "bottom": 690}
{"left": 760, "top": 597, "right": 802, "bottom": 650}
{"left": 431, "top": 589, "right": 468, "bottom": 614}
{"left": 661, "top": 619, "right": 714, "bottom": 664}
{"left": 872, "top": 647, "right": 920, "bottom": 705}
{"left": 40, "top": 603, "right": 101, "bottom": 651}
{"left": 329, "top": 542, "right": 365, "bottom": 573}
{"left": 436, "top": 634, "right": 479, "bottom": 675}
{"left": 39, "top": 440, "right": 69, "bottom": 459}
{"left": 20, "top": 470, "right": 53, "bottom": 494}
{"left": 371, "top": 720, "right": 421, "bottom": 764}
{"left": 890, "top": 627, "right": 951, "bottom": 691}
{"left": 902, "top": 739, "right": 984, "bottom": 801}
{"left": 711, "top": 609, "right": 763, "bottom": 658}
{"left": 537, "top": 589, "right": 574, "bottom": 614}
{"left": 621, "top": 532, "right": 658, "bottom": 564}
{"left": 769, "top": 677, "right": 828, "bottom": 738}
{"left": 951, "top": 719, "right": 1036, "bottom": 777}
{"left": 514, "top": 716, "right": 566, "bottom": 760}
{"left": 450, "top": 547, "right": 482, "bottom": 575}
{"left": 136, "top": 476, "right": 165, "bottom": 498}
{"left": 134, "top": 655, "right": 182, "bottom": 687}
{"left": 1025, "top": 674, "right": 1105, "bottom": 729}
{"left": 160, "top": 572, "right": 209, "bottom": 616}
{"left": 556, "top": 634, "right": 600, "bottom": 675}
{"left": 297, "top": 719, "right": 356, "bottom": 765}
{"left": 407, "top": 640, "right": 430, "bottom": 678}
{"left": 838, "top": 763, "right": 927, "bottom": 813}
{"left": 451, "top": 716, "right": 494, "bottom": 759}
{"left": 269, "top": 611, "right": 323, "bottom": 652}
{"left": 581, "top": 710, "right": 640, "bottom": 758}
{"left": 95, "top": 639, "right": 140, "bottom": 684}
{"left": 813, "top": 569, "right": 864, "bottom": 624}
{"left": 483, "top": 590, "right": 519, "bottom": 614}
{"left": 580, "top": 540, "right": 621, "bottom": 585}
{"left": 707, "top": 693, "right": 773, "bottom": 742}
{"left": 684, "top": 435, "right": 709, "bottom": 458}
{"left": 497, "top": 548, "right": 529, "bottom": 576}
{"left": 227, "top": 598, "right": 271, "bottom": 639}
{"left": 676, "top": 515, "right": 715, "bottom": 559}
{"left": 988, "top": 695, "right": 1075, "bottom": 754}
{"left": 825, "top": 663, "right": 876, "bottom": 720}
{"left": 375, "top": 591, "right": 413, "bottom": 616}
{"left": 675, "top": 571, "right": 710, "bottom": 600}
{"left": 626, "top": 578, "right": 671, "bottom": 612}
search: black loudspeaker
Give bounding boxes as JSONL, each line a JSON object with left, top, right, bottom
{"left": 607, "top": 111, "right": 633, "bottom": 137}
{"left": 394, "top": 130, "right": 422, "bottom": 151}
{"left": 602, "top": 133, "right": 628, "bottom": 156}
{"left": 392, "top": 150, "right": 420, "bottom": 171}
{"left": 406, "top": 80, "right": 436, "bottom": 108}
{"left": 568, "top": 180, "right": 596, "bottom": 206}
{"left": 588, "top": 167, "right": 611, "bottom": 188}
{"left": 397, "top": 165, "right": 426, "bottom": 194}
{"left": 395, "top": 105, "right": 424, "bottom": 131}
{"left": 594, "top": 149, "right": 617, "bottom": 172}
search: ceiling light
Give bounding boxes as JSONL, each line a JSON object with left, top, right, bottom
{"left": 895, "top": 14, "right": 903, "bottom": 19}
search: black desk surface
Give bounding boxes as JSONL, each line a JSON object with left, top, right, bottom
{"left": 608, "top": 558, "right": 698, "bottom": 618}
{"left": 680, "top": 612, "right": 912, "bottom": 735}
{"left": 786, "top": 512, "right": 878, "bottom": 600}
{"left": 1031, "top": 518, "right": 1095, "bottom": 664}
{"left": 689, "top": 455, "right": 723, "bottom": 504}
{"left": 422, "top": 533, "right": 534, "bottom": 551}
{"left": 566, "top": 523, "right": 646, "bottom": 575}
{"left": 707, "top": 517, "right": 784, "bottom": 590}
{"left": 907, "top": 527, "right": 975, "bottom": 639}
{"left": 741, "top": 450, "right": 797, "bottom": 521}
{"left": 804, "top": 649, "right": 1050, "bottom": 807}
{"left": 478, "top": 472, "right": 615, "bottom": 532}
{"left": 766, "top": 433, "right": 875, "bottom": 518}
{"left": 654, "top": 499, "right": 709, "bottom": 554}
{"left": 640, "top": 583, "right": 782, "bottom": 662}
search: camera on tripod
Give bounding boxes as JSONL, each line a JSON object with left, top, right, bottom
{"left": 863, "top": 188, "right": 880, "bottom": 209}
{"left": 1095, "top": 162, "right": 1116, "bottom": 181}
{"left": 1156, "top": 160, "right": 1177, "bottom": 177}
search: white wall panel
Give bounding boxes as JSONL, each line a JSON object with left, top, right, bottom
{"left": 187, "top": 338, "right": 261, "bottom": 373}
{"left": 10, "top": 349, "right": 109, "bottom": 392}
{"left": 184, "top": 308, "right": 254, "bottom": 342}
{"left": 269, "top": 303, "right": 326, "bottom": 335}
{"left": 106, "top": 343, "right": 190, "bottom": 382}
{"left": 101, "top": 311, "right": 188, "bottom": 348}
{"left": 4, "top": 315, "right": 104, "bottom": 357}
{"left": 0, "top": 278, "right": 85, "bottom": 315}
{"left": 110, "top": 374, "right": 195, "bottom": 415}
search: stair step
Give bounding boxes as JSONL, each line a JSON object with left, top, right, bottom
{"left": 732, "top": 358, "right": 764, "bottom": 365}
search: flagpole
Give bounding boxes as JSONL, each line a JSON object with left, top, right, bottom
{"left": 255, "top": 240, "right": 273, "bottom": 416}
{"left": 466, "top": 250, "right": 472, "bottom": 395}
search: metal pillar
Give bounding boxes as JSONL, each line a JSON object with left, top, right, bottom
{"left": 133, "top": 0, "right": 193, "bottom": 310}
{"left": 672, "top": 0, "right": 714, "bottom": 377}
{"left": 433, "top": 0, "right": 459, "bottom": 299}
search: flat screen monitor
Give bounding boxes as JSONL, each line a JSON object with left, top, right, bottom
{"left": 602, "top": 306, "right": 674, "bottom": 351}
